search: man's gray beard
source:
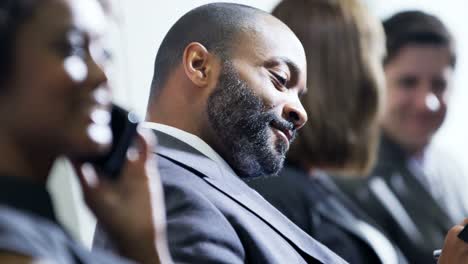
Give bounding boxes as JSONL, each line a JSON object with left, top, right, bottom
{"left": 206, "top": 61, "right": 291, "bottom": 178}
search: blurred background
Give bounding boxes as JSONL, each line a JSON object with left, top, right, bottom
{"left": 48, "top": 0, "right": 468, "bottom": 247}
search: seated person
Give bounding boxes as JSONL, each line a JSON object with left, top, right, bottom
{"left": 93, "top": 2, "right": 348, "bottom": 263}
{"left": 0, "top": 0, "right": 170, "bottom": 263}
{"left": 335, "top": 10, "right": 467, "bottom": 264}
{"left": 248, "top": 0, "right": 407, "bottom": 263}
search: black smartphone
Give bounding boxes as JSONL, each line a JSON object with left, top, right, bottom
{"left": 84, "top": 104, "right": 140, "bottom": 179}
{"left": 458, "top": 225, "right": 468, "bottom": 242}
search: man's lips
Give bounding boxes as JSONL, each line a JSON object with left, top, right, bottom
{"left": 270, "top": 121, "right": 294, "bottom": 143}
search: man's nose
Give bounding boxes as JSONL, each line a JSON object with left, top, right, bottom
{"left": 283, "top": 96, "right": 307, "bottom": 129}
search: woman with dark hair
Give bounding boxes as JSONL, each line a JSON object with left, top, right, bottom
{"left": 248, "top": 0, "right": 407, "bottom": 263}
{"left": 0, "top": 0, "right": 170, "bottom": 263}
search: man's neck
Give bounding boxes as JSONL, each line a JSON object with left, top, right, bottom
{"left": 381, "top": 130, "right": 427, "bottom": 159}
{"left": 146, "top": 70, "right": 209, "bottom": 140}
{"left": 147, "top": 99, "right": 208, "bottom": 141}
{"left": 400, "top": 142, "right": 426, "bottom": 160}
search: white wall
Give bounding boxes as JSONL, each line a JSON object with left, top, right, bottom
{"left": 49, "top": 0, "right": 468, "bottom": 247}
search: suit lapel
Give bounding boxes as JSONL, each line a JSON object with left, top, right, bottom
{"left": 316, "top": 199, "right": 365, "bottom": 242}
{"left": 392, "top": 169, "right": 453, "bottom": 228}
{"left": 318, "top": 175, "right": 388, "bottom": 239}
{"left": 316, "top": 177, "right": 402, "bottom": 264}
{"left": 378, "top": 135, "right": 454, "bottom": 231}
{"left": 317, "top": 197, "right": 391, "bottom": 263}
{"left": 154, "top": 130, "right": 346, "bottom": 264}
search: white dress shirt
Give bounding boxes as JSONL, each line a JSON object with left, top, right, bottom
{"left": 142, "top": 122, "right": 237, "bottom": 176}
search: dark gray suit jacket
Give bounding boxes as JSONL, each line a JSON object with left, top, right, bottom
{"left": 248, "top": 166, "right": 407, "bottom": 264}
{"left": 334, "top": 133, "right": 457, "bottom": 264}
{"left": 153, "top": 130, "right": 346, "bottom": 263}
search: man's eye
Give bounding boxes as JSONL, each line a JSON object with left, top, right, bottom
{"left": 271, "top": 72, "right": 288, "bottom": 87}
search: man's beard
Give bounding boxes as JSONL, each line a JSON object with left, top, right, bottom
{"left": 207, "top": 61, "right": 295, "bottom": 178}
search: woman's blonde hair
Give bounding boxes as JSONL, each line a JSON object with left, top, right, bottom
{"left": 273, "top": 0, "right": 385, "bottom": 176}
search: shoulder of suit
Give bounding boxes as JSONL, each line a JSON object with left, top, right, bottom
{"left": 155, "top": 153, "right": 246, "bottom": 262}
{"left": 155, "top": 152, "right": 228, "bottom": 214}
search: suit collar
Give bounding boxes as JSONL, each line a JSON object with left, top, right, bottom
{"left": 315, "top": 195, "right": 398, "bottom": 264}
{"left": 144, "top": 122, "right": 236, "bottom": 175}
{"left": 153, "top": 130, "right": 347, "bottom": 264}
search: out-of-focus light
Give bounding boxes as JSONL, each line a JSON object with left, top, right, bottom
{"left": 93, "top": 88, "right": 112, "bottom": 105}
{"left": 90, "top": 108, "right": 111, "bottom": 125}
{"left": 426, "top": 93, "right": 440, "bottom": 112}
{"left": 64, "top": 56, "right": 88, "bottom": 83}
{"left": 87, "top": 123, "right": 112, "bottom": 146}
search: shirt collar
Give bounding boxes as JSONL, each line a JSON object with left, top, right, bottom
{"left": 143, "top": 122, "right": 237, "bottom": 176}
{"left": 0, "top": 176, "right": 58, "bottom": 224}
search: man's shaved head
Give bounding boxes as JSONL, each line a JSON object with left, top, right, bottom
{"left": 147, "top": 3, "right": 308, "bottom": 177}
{"left": 148, "top": 3, "right": 267, "bottom": 100}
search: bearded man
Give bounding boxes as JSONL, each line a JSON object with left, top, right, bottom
{"left": 113, "top": 3, "right": 346, "bottom": 264}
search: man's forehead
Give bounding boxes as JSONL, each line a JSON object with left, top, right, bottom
{"left": 233, "top": 15, "right": 306, "bottom": 69}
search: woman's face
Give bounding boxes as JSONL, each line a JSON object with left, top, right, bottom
{"left": 0, "top": 0, "right": 112, "bottom": 158}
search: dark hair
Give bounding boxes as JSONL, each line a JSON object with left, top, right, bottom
{"left": 383, "top": 10, "right": 456, "bottom": 67}
{"left": 148, "top": 3, "right": 264, "bottom": 101}
{"left": 274, "top": 0, "right": 385, "bottom": 176}
{"left": 0, "top": 0, "right": 39, "bottom": 85}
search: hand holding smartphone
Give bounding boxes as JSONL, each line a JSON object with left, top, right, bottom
{"left": 75, "top": 117, "right": 170, "bottom": 264}
{"left": 83, "top": 104, "right": 140, "bottom": 179}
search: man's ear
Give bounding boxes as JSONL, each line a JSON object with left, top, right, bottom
{"left": 182, "top": 42, "right": 215, "bottom": 87}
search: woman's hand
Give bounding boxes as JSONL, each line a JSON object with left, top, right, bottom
{"left": 73, "top": 128, "right": 171, "bottom": 264}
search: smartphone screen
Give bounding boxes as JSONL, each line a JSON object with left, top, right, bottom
{"left": 83, "top": 104, "right": 139, "bottom": 179}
